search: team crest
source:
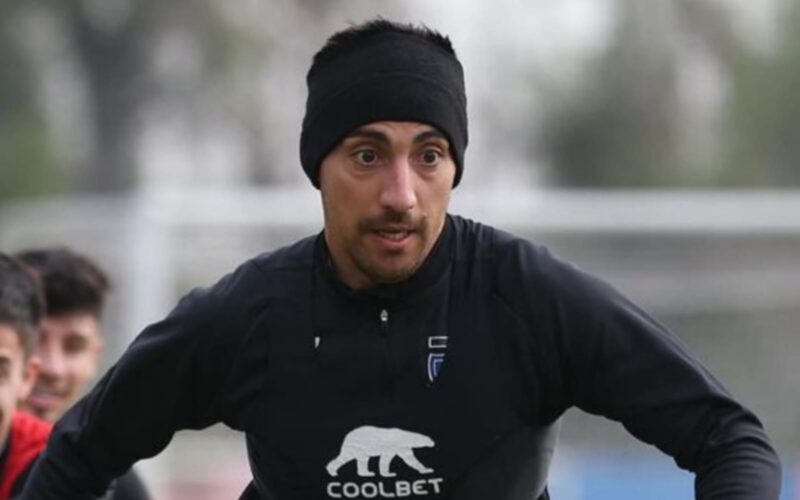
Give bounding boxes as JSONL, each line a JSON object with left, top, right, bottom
{"left": 427, "top": 336, "right": 448, "bottom": 383}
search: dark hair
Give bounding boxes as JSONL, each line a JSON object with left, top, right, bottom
{"left": 312, "top": 18, "right": 458, "bottom": 68}
{"left": 0, "top": 253, "right": 44, "bottom": 355}
{"left": 15, "top": 248, "right": 110, "bottom": 319}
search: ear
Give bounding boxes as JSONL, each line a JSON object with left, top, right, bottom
{"left": 18, "top": 355, "right": 41, "bottom": 401}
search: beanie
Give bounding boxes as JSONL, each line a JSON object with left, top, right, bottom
{"left": 300, "top": 31, "right": 468, "bottom": 188}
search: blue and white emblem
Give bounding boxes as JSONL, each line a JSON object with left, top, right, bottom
{"left": 427, "top": 336, "right": 448, "bottom": 383}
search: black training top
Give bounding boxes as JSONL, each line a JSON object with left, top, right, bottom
{"left": 109, "top": 470, "right": 150, "bottom": 500}
{"left": 22, "top": 215, "right": 780, "bottom": 499}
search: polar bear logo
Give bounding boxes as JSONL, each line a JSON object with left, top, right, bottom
{"left": 326, "top": 426, "right": 435, "bottom": 478}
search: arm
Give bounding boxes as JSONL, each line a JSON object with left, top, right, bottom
{"left": 502, "top": 243, "right": 781, "bottom": 499}
{"left": 22, "top": 261, "right": 267, "bottom": 499}
{"left": 110, "top": 469, "right": 150, "bottom": 500}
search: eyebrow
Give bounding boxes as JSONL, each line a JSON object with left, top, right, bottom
{"left": 414, "top": 130, "right": 448, "bottom": 144}
{"left": 344, "top": 128, "right": 448, "bottom": 145}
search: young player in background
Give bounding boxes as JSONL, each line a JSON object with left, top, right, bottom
{"left": 0, "top": 254, "right": 49, "bottom": 499}
{"left": 16, "top": 249, "right": 149, "bottom": 500}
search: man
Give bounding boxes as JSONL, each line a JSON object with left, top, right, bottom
{"left": 14, "top": 249, "right": 149, "bottom": 500}
{"left": 0, "top": 254, "right": 49, "bottom": 499}
{"left": 23, "top": 19, "right": 780, "bottom": 499}
{"left": 14, "top": 249, "right": 107, "bottom": 423}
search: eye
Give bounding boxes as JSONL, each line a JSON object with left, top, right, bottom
{"left": 63, "top": 335, "right": 89, "bottom": 355}
{"left": 419, "top": 148, "right": 443, "bottom": 166}
{"left": 353, "top": 148, "right": 379, "bottom": 166}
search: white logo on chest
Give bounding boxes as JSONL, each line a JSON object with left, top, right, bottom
{"left": 326, "top": 426, "right": 435, "bottom": 478}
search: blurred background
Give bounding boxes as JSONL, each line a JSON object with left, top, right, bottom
{"left": 1, "top": 0, "right": 799, "bottom": 498}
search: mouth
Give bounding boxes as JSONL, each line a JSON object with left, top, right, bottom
{"left": 27, "top": 386, "right": 69, "bottom": 410}
{"left": 375, "top": 229, "right": 413, "bottom": 241}
{"left": 370, "top": 227, "right": 417, "bottom": 249}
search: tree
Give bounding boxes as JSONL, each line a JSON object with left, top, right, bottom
{"left": 0, "top": 1, "right": 58, "bottom": 201}
{"left": 721, "top": 1, "right": 800, "bottom": 186}
{"left": 535, "top": 0, "right": 798, "bottom": 188}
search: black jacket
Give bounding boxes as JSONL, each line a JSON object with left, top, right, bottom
{"left": 22, "top": 215, "right": 780, "bottom": 499}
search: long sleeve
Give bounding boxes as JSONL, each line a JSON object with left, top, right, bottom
{"left": 22, "top": 261, "right": 268, "bottom": 499}
{"left": 498, "top": 241, "right": 781, "bottom": 499}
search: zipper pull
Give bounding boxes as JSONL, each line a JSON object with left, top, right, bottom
{"left": 380, "top": 309, "right": 389, "bottom": 335}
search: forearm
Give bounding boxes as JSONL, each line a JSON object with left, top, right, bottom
{"left": 21, "top": 425, "right": 113, "bottom": 499}
{"left": 22, "top": 264, "right": 259, "bottom": 497}
{"left": 21, "top": 366, "right": 165, "bottom": 499}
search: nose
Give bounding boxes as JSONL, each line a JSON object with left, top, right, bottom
{"left": 378, "top": 157, "right": 417, "bottom": 213}
{"left": 38, "top": 344, "right": 67, "bottom": 379}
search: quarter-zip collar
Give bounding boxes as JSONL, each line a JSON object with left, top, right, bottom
{"left": 315, "top": 215, "right": 454, "bottom": 308}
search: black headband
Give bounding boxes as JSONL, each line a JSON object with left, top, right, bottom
{"left": 300, "top": 32, "right": 468, "bottom": 188}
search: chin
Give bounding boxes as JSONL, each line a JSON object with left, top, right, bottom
{"left": 373, "top": 272, "right": 412, "bottom": 285}
{"left": 34, "top": 407, "right": 55, "bottom": 421}
{"left": 369, "top": 261, "right": 421, "bottom": 284}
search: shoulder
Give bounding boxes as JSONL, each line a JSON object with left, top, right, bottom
{"left": 178, "top": 234, "right": 318, "bottom": 316}
{"left": 10, "top": 412, "right": 52, "bottom": 448}
{"left": 448, "top": 213, "right": 555, "bottom": 283}
{"left": 6, "top": 412, "right": 52, "bottom": 498}
{"left": 448, "top": 213, "right": 551, "bottom": 264}
{"left": 449, "top": 214, "right": 613, "bottom": 313}
{"left": 447, "top": 213, "right": 519, "bottom": 266}
{"left": 250, "top": 233, "right": 317, "bottom": 274}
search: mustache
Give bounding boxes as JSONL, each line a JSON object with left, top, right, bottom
{"left": 357, "top": 211, "right": 426, "bottom": 232}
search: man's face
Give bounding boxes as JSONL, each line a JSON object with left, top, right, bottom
{"left": 0, "top": 325, "right": 38, "bottom": 446}
{"left": 24, "top": 312, "right": 102, "bottom": 422}
{"left": 319, "top": 121, "right": 456, "bottom": 289}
